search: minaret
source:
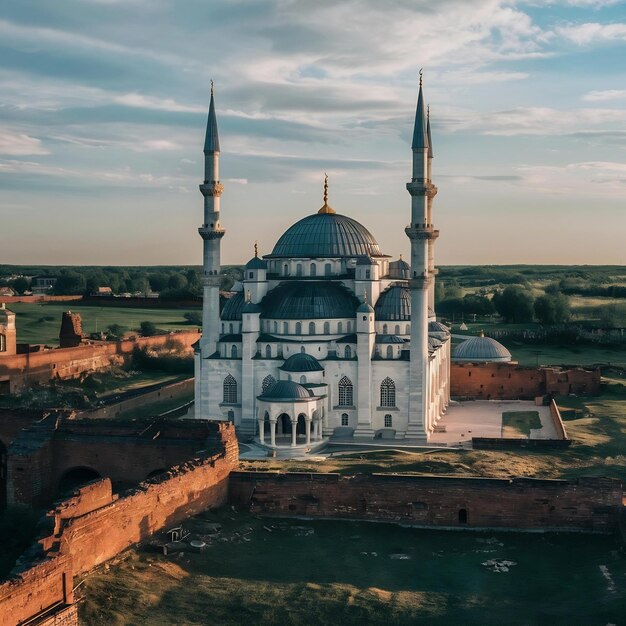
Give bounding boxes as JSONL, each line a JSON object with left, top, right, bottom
{"left": 198, "top": 80, "right": 225, "bottom": 357}
{"left": 426, "top": 106, "right": 439, "bottom": 319}
{"left": 405, "top": 71, "right": 438, "bottom": 439}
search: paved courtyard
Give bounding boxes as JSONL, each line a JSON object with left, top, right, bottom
{"left": 428, "top": 400, "right": 559, "bottom": 446}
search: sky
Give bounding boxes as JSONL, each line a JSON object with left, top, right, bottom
{"left": 0, "top": 0, "right": 625, "bottom": 267}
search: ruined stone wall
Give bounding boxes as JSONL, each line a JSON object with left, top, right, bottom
{"left": 0, "top": 423, "right": 237, "bottom": 626}
{"left": 0, "top": 330, "right": 200, "bottom": 393}
{"left": 450, "top": 363, "right": 601, "bottom": 399}
{"left": 229, "top": 472, "right": 622, "bottom": 532}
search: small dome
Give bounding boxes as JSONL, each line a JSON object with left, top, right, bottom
{"left": 389, "top": 257, "right": 410, "bottom": 279}
{"left": 221, "top": 291, "right": 244, "bottom": 321}
{"left": 452, "top": 334, "right": 512, "bottom": 362}
{"left": 280, "top": 352, "right": 324, "bottom": 373}
{"left": 267, "top": 212, "right": 383, "bottom": 259}
{"left": 357, "top": 301, "right": 374, "bottom": 313}
{"left": 375, "top": 334, "right": 405, "bottom": 344}
{"left": 242, "top": 301, "right": 262, "bottom": 313}
{"left": 374, "top": 284, "right": 410, "bottom": 321}
{"left": 428, "top": 321, "right": 450, "bottom": 335}
{"left": 260, "top": 281, "right": 359, "bottom": 320}
{"left": 245, "top": 256, "right": 267, "bottom": 270}
{"left": 259, "top": 380, "right": 314, "bottom": 400}
{"left": 428, "top": 336, "right": 442, "bottom": 349}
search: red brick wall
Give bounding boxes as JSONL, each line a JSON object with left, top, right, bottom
{"left": 229, "top": 472, "right": 622, "bottom": 532}
{"left": 450, "top": 362, "right": 601, "bottom": 399}
{"left": 0, "top": 330, "right": 200, "bottom": 393}
{"left": 0, "top": 423, "right": 237, "bottom": 626}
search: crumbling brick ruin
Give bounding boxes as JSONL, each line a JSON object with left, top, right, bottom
{"left": 58, "top": 312, "right": 83, "bottom": 349}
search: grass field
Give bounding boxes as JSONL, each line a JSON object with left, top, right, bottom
{"left": 78, "top": 511, "right": 626, "bottom": 626}
{"left": 501, "top": 411, "right": 541, "bottom": 437}
{"left": 7, "top": 302, "right": 199, "bottom": 345}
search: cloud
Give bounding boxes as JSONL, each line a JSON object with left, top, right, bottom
{"left": 556, "top": 22, "right": 626, "bottom": 44}
{"left": 0, "top": 130, "right": 49, "bottom": 155}
{"left": 112, "top": 93, "right": 205, "bottom": 114}
{"left": 582, "top": 89, "right": 626, "bottom": 101}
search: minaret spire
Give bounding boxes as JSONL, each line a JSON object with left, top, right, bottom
{"left": 318, "top": 172, "right": 336, "bottom": 214}
{"left": 427, "top": 105, "right": 433, "bottom": 159}
{"left": 204, "top": 80, "right": 220, "bottom": 155}
{"left": 412, "top": 69, "right": 429, "bottom": 151}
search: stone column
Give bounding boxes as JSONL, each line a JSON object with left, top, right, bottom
{"left": 270, "top": 418, "right": 276, "bottom": 447}
{"left": 291, "top": 418, "right": 297, "bottom": 447}
{"left": 258, "top": 418, "right": 265, "bottom": 445}
{"left": 305, "top": 417, "right": 312, "bottom": 445}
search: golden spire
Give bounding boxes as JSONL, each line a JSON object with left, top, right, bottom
{"left": 363, "top": 289, "right": 368, "bottom": 304}
{"left": 210, "top": 79, "right": 214, "bottom": 97}
{"left": 399, "top": 254, "right": 403, "bottom": 260}
{"left": 479, "top": 329, "right": 485, "bottom": 338}
{"left": 245, "top": 290, "right": 251, "bottom": 303}
{"left": 419, "top": 68, "right": 423, "bottom": 88}
{"left": 254, "top": 241, "right": 258, "bottom": 258}
{"left": 318, "top": 172, "right": 336, "bottom": 214}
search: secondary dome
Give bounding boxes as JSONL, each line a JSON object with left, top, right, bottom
{"left": 280, "top": 352, "right": 324, "bottom": 373}
{"left": 258, "top": 380, "right": 314, "bottom": 401}
{"left": 221, "top": 291, "right": 244, "bottom": 320}
{"left": 452, "top": 333, "right": 512, "bottom": 363}
{"left": 260, "top": 281, "right": 359, "bottom": 319}
{"left": 374, "top": 284, "right": 411, "bottom": 321}
{"left": 267, "top": 212, "right": 383, "bottom": 259}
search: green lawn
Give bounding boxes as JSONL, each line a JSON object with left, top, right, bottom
{"left": 7, "top": 302, "right": 199, "bottom": 345}
{"left": 504, "top": 342, "right": 626, "bottom": 368}
{"left": 78, "top": 510, "right": 626, "bottom": 626}
{"left": 501, "top": 411, "right": 542, "bottom": 437}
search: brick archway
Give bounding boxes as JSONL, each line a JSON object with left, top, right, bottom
{"left": 57, "top": 466, "right": 102, "bottom": 497}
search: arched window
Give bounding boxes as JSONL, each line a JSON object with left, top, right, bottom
{"left": 345, "top": 345, "right": 352, "bottom": 359}
{"left": 228, "top": 409, "right": 235, "bottom": 422}
{"left": 265, "top": 344, "right": 272, "bottom": 358}
{"left": 346, "top": 321, "right": 352, "bottom": 333}
{"left": 262, "top": 374, "right": 275, "bottom": 393}
{"left": 384, "top": 414, "right": 393, "bottom": 428}
{"left": 395, "top": 325, "right": 401, "bottom": 335}
{"left": 406, "top": 324, "right": 410, "bottom": 335}
{"left": 273, "top": 321, "right": 278, "bottom": 333}
{"left": 223, "top": 374, "right": 237, "bottom": 403}
{"left": 295, "top": 321, "right": 302, "bottom": 334}
{"left": 300, "top": 375, "right": 307, "bottom": 384}
{"left": 283, "top": 322, "right": 289, "bottom": 334}
{"left": 323, "top": 321, "right": 330, "bottom": 334}
{"left": 337, "top": 321, "right": 343, "bottom": 334}
{"left": 310, "top": 263, "right": 316, "bottom": 277}
{"left": 338, "top": 376, "right": 353, "bottom": 406}
{"left": 325, "top": 263, "right": 332, "bottom": 276}
{"left": 386, "top": 345, "right": 393, "bottom": 359}
{"left": 382, "top": 323, "right": 388, "bottom": 334}
{"left": 341, "top": 413, "right": 349, "bottom": 426}
{"left": 231, "top": 345, "right": 238, "bottom": 359}
{"left": 380, "top": 377, "right": 396, "bottom": 407}
{"left": 296, "top": 263, "right": 303, "bottom": 276}
{"left": 229, "top": 323, "right": 234, "bottom": 334}
{"left": 284, "top": 263, "right": 289, "bottom": 276}
{"left": 309, "top": 321, "right": 316, "bottom": 335}
{"left": 300, "top": 346, "right": 306, "bottom": 353}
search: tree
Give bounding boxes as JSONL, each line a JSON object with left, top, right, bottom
{"left": 139, "top": 321, "right": 157, "bottom": 336}
{"left": 168, "top": 274, "right": 188, "bottom": 290}
{"left": 534, "top": 293, "right": 571, "bottom": 325}
{"left": 11, "top": 277, "right": 29, "bottom": 294}
{"left": 54, "top": 271, "right": 86, "bottom": 295}
{"left": 148, "top": 272, "right": 169, "bottom": 293}
{"left": 106, "top": 324, "right": 125, "bottom": 340}
{"left": 493, "top": 286, "right": 535, "bottom": 323}
{"left": 183, "top": 311, "right": 202, "bottom": 325}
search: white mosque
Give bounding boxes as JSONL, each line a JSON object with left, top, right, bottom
{"left": 194, "top": 78, "right": 451, "bottom": 448}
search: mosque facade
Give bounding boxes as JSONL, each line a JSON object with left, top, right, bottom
{"left": 194, "top": 79, "right": 451, "bottom": 447}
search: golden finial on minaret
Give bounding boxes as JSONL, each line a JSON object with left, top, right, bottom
{"left": 254, "top": 241, "right": 258, "bottom": 258}
{"left": 419, "top": 68, "right": 423, "bottom": 87}
{"left": 210, "top": 79, "right": 214, "bottom": 97}
{"left": 399, "top": 254, "right": 403, "bottom": 260}
{"left": 318, "top": 172, "right": 336, "bottom": 214}
{"left": 245, "top": 290, "right": 251, "bottom": 303}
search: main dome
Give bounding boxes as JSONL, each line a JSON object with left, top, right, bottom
{"left": 267, "top": 212, "right": 383, "bottom": 259}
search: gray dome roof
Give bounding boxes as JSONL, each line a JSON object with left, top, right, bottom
{"left": 357, "top": 301, "right": 374, "bottom": 313}
{"left": 428, "top": 321, "right": 450, "bottom": 334}
{"left": 242, "top": 301, "right": 262, "bottom": 313}
{"left": 356, "top": 255, "right": 376, "bottom": 266}
{"left": 260, "top": 281, "right": 359, "bottom": 319}
{"left": 389, "top": 257, "right": 410, "bottom": 279}
{"left": 267, "top": 212, "right": 383, "bottom": 259}
{"left": 259, "top": 380, "right": 314, "bottom": 400}
{"left": 280, "top": 352, "right": 324, "bottom": 373}
{"left": 245, "top": 256, "right": 267, "bottom": 270}
{"left": 452, "top": 335, "right": 512, "bottom": 362}
{"left": 221, "top": 291, "right": 244, "bottom": 321}
{"left": 375, "top": 334, "right": 406, "bottom": 344}
{"left": 374, "top": 284, "right": 410, "bottom": 320}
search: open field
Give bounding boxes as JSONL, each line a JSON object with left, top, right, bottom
{"left": 7, "top": 302, "right": 199, "bottom": 345}
{"left": 242, "top": 374, "right": 626, "bottom": 482}
{"left": 504, "top": 342, "right": 626, "bottom": 368}
{"left": 78, "top": 510, "right": 626, "bottom": 626}
{"left": 501, "top": 411, "right": 541, "bottom": 437}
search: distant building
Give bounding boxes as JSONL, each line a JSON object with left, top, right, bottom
{"left": 93, "top": 286, "right": 113, "bottom": 296}
{"left": 31, "top": 276, "right": 57, "bottom": 294}
{"left": 0, "top": 304, "right": 17, "bottom": 357}
{"left": 0, "top": 287, "right": 15, "bottom": 297}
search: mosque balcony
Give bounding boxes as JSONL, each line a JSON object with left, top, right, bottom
{"left": 406, "top": 181, "right": 437, "bottom": 198}
{"left": 199, "top": 182, "right": 224, "bottom": 196}
{"left": 198, "top": 226, "right": 226, "bottom": 240}
{"left": 404, "top": 225, "right": 438, "bottom": 240}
